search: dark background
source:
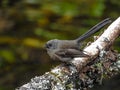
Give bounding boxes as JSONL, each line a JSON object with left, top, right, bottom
{"left": 0, "top": 0, "right": 120, "bottom": 90}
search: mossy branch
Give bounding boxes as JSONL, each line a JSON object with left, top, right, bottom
{"left": 16, "top": 17, "right": 120, "bottom": 90}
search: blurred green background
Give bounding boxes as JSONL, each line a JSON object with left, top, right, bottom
{"left": 0, "top": 0, "right": 120, "bottom": 90}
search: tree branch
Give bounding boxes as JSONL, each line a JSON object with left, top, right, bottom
{"left": 72, "top": 17, "right": 120, "bottom": 70}
{"left": 16, "top": 17, "right": 120, "bottom": 90}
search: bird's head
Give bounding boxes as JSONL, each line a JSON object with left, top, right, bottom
{"left": 45, "top": 39, "right": 59, "bottom": 50}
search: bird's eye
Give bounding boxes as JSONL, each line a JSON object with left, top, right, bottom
{"left": 45, "top": 43, "right": 53, "bottom": 48}
{"left": 48, "top": 43, "right": 52, "bottom": 47}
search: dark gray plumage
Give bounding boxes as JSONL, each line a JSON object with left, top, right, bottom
{"left": 45, "top": 18, "right": 112, "bottom": 62}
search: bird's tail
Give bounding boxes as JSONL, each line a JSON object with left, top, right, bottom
{"left": 76, "top": 18, "right": 112, "bottom": 43}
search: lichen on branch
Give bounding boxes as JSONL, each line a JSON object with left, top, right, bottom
{"left": 16, "top": 17, "right": 120, "bottom": 90}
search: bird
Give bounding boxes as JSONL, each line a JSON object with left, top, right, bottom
{"left": 45, "top": 18, "right": 112, "bottom": 62}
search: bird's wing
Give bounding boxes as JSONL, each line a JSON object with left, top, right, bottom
{"left": 55, "top": 49, "right": 89, "bottom": 58}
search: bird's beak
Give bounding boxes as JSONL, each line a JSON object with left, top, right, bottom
{"left": 44, "top": 44, "right": 48, "bottom": 49}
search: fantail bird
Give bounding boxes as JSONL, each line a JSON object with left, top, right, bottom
{"left": 45, "top": 18, "right": 112, "bottom": 62}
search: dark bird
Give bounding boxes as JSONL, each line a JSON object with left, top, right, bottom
{"left": 45, "top": 18, "right": 112, "bottom": 62}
